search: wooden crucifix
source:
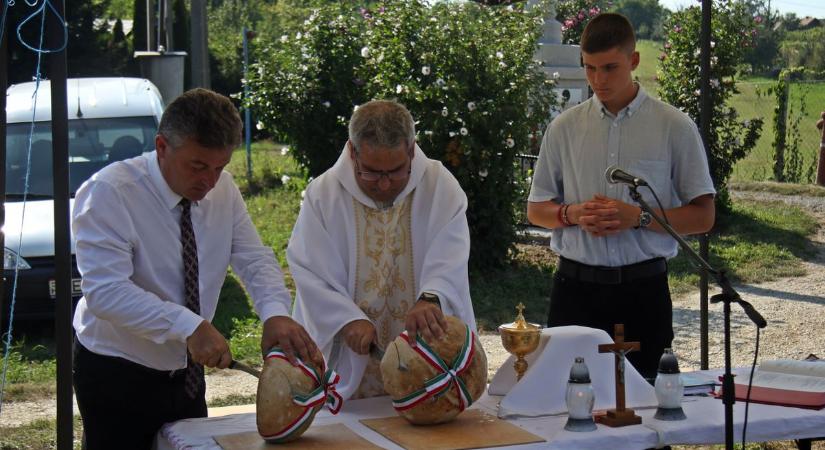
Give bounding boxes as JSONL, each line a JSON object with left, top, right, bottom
{"left": 597, "top": 324, "right": 642, "bottom": 427}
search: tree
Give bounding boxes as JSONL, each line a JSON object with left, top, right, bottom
{"left": 780, "top": 27, "right": 825, "bottom": 72}
{"left": 6, "top": 0, "right": 121, "bottom": 84}
{"left": 132, "top": 0, "right": 150, "bottom": 53}
{"left": 172, "top": 0, "right": 191, "bottom": 86}
{"left": 738, "top": 0, "right": 783, "bottom": 74}
{"left": 658, "top": 0, "right": 763, "bottom": 209}
{"left": 611, "top": 0, "right": 668, "bottom": 40}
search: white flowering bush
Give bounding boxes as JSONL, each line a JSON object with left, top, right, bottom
{"left": 245, "top": 5, "right": 368, "bottom": 175}
{"left": 246, "top": 0, "right": 556, "bottom": 269}
{"left": 657, "top": 0, "right": 762, "bottom": 209}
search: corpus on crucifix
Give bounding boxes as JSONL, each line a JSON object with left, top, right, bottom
{"left": 597, "top": 324, "right": 642, "bottom": 427}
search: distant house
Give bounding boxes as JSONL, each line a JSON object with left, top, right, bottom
{"left": 798, "top": 17, "right": 821, "bottom": 30}
{"left": 773, "top": 16, "right": 821, "bottom": 32}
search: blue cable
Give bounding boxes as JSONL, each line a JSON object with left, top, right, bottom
{"left": 16, "top": 0, "right": 67, "bottom": 54}
{"left": 0, "top": 0, "right": 55, "bottom": 412}
{"left": 0, "top": 0, "right": 13, "bottom": 56}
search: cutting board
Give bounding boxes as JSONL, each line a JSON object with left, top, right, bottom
{"left": 359, "top": 409, "right": 545, "bottom": 450}
{"left": 214, "top": 423, "right": 382, "bottom": 450}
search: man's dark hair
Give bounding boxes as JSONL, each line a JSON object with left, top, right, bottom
{"left": 581, "top": 13, "right": 636, "bottom": 55}
{"left": 158, "top": 88, "right": 242, "bottom": 150}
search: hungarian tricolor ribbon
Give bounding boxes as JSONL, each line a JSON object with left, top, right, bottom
{"left": 391, "top": 324, "right": 476, "bottom": 412}
{"left": 260, "top": 348, "right": 343, "bottom": 442}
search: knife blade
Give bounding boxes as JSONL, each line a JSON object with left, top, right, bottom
{"left": 229, "top": 360, "right": 261, "bottom": 378}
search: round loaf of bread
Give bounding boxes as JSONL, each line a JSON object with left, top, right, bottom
{"left": 380, "top": 315, "right": 487, "bottom": 425}
{"left": 256, "top": 353, "right": 323, "bottom": 443}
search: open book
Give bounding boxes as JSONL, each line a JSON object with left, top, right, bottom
{"left": 733, "top": 359, "right": 825, "bottom": 409}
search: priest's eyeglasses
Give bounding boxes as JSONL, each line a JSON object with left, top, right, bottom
{"left": 353, "top": 158, "right": 412, "bottom": 182}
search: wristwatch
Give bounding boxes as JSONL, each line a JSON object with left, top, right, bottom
{"left": 636, "top": 210, "right": 652, "bottom": 229}
{"left": 418, "top": 292, "right": 441, "bottom": 308}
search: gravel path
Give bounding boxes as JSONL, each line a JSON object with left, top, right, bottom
{"left": 2, "top": 190, "right": 824, "bottom": 429}
{"left": 672, "top": 191, "right": 825, "bottom": 370}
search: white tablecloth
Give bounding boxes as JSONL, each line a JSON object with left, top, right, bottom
{"left": 155, "top": 392, "right": 825, "bottom": 450}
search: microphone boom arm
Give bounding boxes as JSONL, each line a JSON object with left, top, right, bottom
{"left": 626, "top": 186, "right": 766, "bottom": 328}
{"left": 627, "top": 184, "right": 766, "bottom": 450}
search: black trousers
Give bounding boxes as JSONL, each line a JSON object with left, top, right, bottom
{"left": 547, "top": 267, "right": 673, "bottom": 380}
{"left": 73, "top": 339, "right": 207, "bottom": 450}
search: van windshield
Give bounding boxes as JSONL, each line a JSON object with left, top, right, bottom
{"left": 5, "top": 116, "right": 157, "bottom": 198}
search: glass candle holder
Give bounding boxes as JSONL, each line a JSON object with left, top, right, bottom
{"left": 564, "top": 357, "right": 597, "bottom": 432}
{"left": 654, "top": 348, "right": 686, "bottom": 421}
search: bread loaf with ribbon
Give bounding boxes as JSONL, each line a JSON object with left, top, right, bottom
{"left": 380, "top": 315, "right": 487, "bottom": 424}
{"left": 256, "top": 348, "right": 342, "bottom": 443}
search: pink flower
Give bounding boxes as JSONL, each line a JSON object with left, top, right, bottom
{"left": 664, "top": 42, "right": 671, "bottom": 49}
{"left": 659, "top": 53, "right": 666, "bottom": 61}
{"left": 754, "top": 15, "right": 763, "bottom": 24}
{"left": 564, "top": 19, "right": 575, "bottom": 28}
{"left": 578, "top": 11, "right": 585, "bottom": 20}
{"left": 674, "top": 25, "right": 682, "bottom": 33}
{"left": 589, "top": 7, "right": 600, "bottom": 16}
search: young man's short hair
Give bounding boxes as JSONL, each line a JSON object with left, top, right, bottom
{"left": 581, "top": 13, "right": 636, "bottom": 54}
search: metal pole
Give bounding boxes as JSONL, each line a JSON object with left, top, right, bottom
{"left": 243, "top": 27, "right": 252, "bottom": 185}
{"left": 190, "top": 0, "right": 210, "bottom": 88}
{"left": 698, "top": 0, "right": 713, "bottom": 372}
{"left": 146, "top": 0, "right": 153, "bottom": 51}
{"left": 48, "top": 0, "right": 73, "bottom": 446}
{"left": 816, "top": 112, "right": 824, "bottom": 186}
{"left": 0, "top": 0, "right": 8, "bottom": 333}
{"left": 156, "top": 0, "right": 164, "bottom": 51}
{"left": 722, "top": 299, "right": 734, "bottom": 450}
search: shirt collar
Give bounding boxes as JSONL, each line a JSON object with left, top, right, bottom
{"left": 592, "top": 82, "right": 648, "bottom": 119}
{"left": 147, "top": 151, "right": 186, "bottom": 210}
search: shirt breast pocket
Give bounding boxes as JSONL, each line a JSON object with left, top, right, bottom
{"left": 629, "top": 159, "right": 671, "bottom": 206}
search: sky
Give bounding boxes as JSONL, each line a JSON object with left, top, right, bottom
{"left": 658, "top": 0, "right": 825, "bottom": 18}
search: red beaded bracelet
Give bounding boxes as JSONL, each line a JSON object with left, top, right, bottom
{"left": 556, "top": 203, "right": 566, "bottom": 226}
{"left": 561, "top": 204, "right": 572, "bottom": 226}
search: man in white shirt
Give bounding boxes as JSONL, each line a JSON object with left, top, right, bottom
{"left": 72, "top": 88, "right": 320, "bottom": 449}
{"left": 288, "top": 100, "right": 476, "bottom": 400}
{"left": 527, "top": 13, "right": 716, "bottom": 379}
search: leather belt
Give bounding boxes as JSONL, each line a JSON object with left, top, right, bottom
{"left": 557, "top": 256, "right": 667, "bottom": 285}
{"left": 76, "top": 339, "right": 187, "bottom": 379}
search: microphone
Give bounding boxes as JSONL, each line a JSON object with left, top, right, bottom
{"left": 604, "top": 165, "right": 648, "bottom": 187}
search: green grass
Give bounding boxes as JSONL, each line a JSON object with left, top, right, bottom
{"left": 208, "top": 393, "right": 258, "bottom": 408}
{"left": 0, "top": 416, "right": 83, "bottom": 450}
{"left": 731, "top": 180, "right": 825, "bottom": 197}
{"left": 635, "top": 38, "right": 662, "bottom": 88}
{"left": 731, "top": 80, "right": 825, "bottom": 182}
{"left": 667, "top": 199, "right": 819, "bottom": 295}
{"left": 470, "top": 243, "right": 555, "bottom": 331}
{"left": 634, "top": 39, "right": 825, "bottom": 185}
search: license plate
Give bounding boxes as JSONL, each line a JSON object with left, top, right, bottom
{"left": 49, "top": 278, "right": 82, "bottom": 298}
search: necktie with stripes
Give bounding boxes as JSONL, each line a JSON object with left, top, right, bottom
{"left": 180, "top": 198, "right": 205, "bottom": 399}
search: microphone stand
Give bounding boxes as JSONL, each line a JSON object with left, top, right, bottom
{"left": 627, "top": 186, "right": 767, "bottom": 450}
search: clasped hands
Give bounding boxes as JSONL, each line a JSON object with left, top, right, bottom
{"left": 341, "top": 299, "right": 446, "bottom": 355}
{"left": 569, "top": 194, "right": 642, "bottom": 236}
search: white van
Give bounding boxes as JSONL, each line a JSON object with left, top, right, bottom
{"left": 4, "top": 77, "right": 164, "bottom": 320}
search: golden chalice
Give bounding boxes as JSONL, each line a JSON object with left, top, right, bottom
{"left": 498, "top": 303, "right": 543, "bottom": 381}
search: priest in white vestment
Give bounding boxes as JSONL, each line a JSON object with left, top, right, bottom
{"left": 288, "top": 100, "right": 476, "bottom": 401}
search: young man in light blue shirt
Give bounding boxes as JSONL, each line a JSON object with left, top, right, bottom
{"left": 527, "top": 13, "right": 716, "bottom": 379}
